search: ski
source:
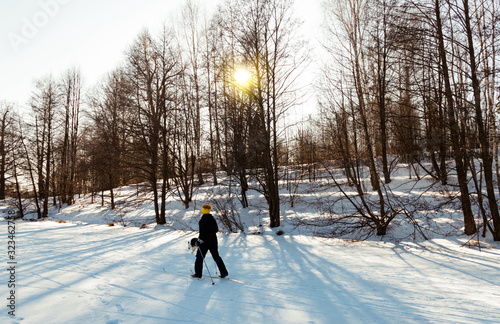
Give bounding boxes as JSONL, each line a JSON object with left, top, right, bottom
{"left": 203, "top": 275, "right": 247, "bottom": 284}
{"left": 162, "top": 268, "right": 247, "bottom": 284}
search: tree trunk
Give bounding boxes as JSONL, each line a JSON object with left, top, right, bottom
{"left": 435, "top": 0, "right": 476, "bottom": 235}
{"left": 463, "top": 0, "right": 500, "bottom": 240}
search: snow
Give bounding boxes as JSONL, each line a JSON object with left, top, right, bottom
{"left": 2, "top": 166, "right": 500, "bottom": 323}
{"left": 1, "top": 221, "right": 499, "bottom": 323}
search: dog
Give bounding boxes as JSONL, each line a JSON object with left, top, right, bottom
{"left": 188, "top": 238, "right": 203, "bottom": 253}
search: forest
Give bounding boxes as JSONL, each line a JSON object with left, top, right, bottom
{"left": 1, "top": 0, "right": 500, "bottom": 241}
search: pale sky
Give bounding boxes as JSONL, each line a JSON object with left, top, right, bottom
{"left": 0, "top": 0, "right": 322, "bottom": 111}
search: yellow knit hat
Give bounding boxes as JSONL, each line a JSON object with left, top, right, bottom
{"left": 201, "top": 204, "right": 212, "bottom": 214}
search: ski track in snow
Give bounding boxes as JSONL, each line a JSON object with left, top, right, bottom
{"left": 1, "top": 220, "right": 499, "bottom": 323}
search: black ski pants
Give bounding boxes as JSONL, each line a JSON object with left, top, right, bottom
{"left": 194, "top": 242, "right": 227, "bottom": 277}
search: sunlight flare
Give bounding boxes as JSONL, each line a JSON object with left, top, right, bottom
{"left": 234, "top": 68, "right": 252, "bottom": 87}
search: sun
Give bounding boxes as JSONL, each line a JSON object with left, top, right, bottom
{"left": 234, "top": 68, "right": 252, "bottom": 87}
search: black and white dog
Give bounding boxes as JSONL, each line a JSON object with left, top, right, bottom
{"left": 188, "top": 238, "right": 203, "bottom": 253}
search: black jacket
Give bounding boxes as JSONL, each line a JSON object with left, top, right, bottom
{"left": 198, "top": 213, "right": 219, "bottom": 245}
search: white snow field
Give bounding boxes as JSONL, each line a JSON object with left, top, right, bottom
{"left": 1, "top": 219, "right": 499, "bottom": 324}
{"left": 2, "top": 166, "right": 500, "bottom": 324}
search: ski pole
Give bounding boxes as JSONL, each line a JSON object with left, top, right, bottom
{"left": 198, "top": 245, "right": 215, "bottom": 285}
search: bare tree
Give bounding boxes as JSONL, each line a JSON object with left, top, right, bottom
{"left": 59, "top": 68, "right": 82, "bottom": 206}
{"left": 216, "top": 0, "right": 306, "bottom": 227}
{"left": 126, "top": 28, "right": 182, "bottom": 224}
{"left": 366, "top": 0, "right": 400, "bottom": 184}
{"left": 87, "top": 69, "right": 132, "bottom": 209}
{"left": 30, "top": 76, "right": 59, "bottom": 218}
{"left": 460, "top": 0, "right": 500, "bottom": 240}
{"left": 0, "top": 101, "right": 15, "bottom": 200}
{"left": 434, "top": 0, "right": 476, "bottom": 235}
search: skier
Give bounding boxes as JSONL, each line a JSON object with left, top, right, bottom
{"left": 192, "top": 204, "right": 228, "bottom": 279}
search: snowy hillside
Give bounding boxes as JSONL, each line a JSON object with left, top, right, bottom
{"left": 1, "top": 221, "right": 499, "bottom": 323}
{"left": 2, "top": 166, "right": 500, "bottom": 323}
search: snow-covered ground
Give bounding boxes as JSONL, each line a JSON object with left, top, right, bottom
{"left": 1, "top": 221, "right": 499, "bottom": 323}
{"left": 1, "top": 165, "right": 500, "bottom": 323}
